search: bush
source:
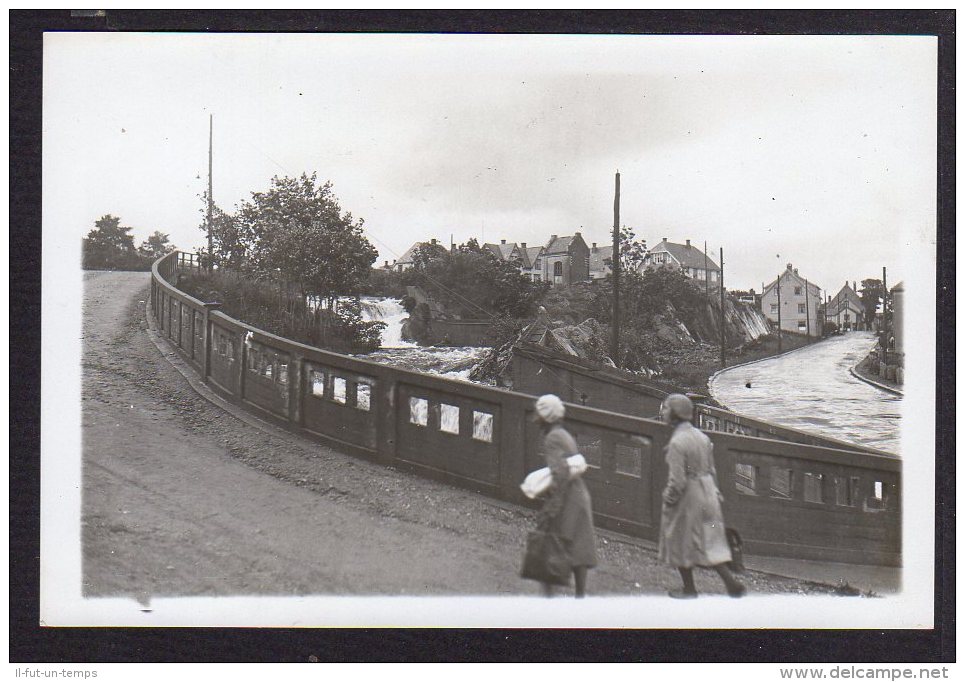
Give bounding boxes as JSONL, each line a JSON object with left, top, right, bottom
{"left": 176, "top": 270, "right": 385, "bottom": 353}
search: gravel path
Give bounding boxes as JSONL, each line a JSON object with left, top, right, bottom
{"left": 82, "top": 271, "right": 840, "bottom": 601}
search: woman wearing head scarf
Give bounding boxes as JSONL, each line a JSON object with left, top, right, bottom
{"left": 658, "top": 393, "right": 746, "bottom": 598}
{"left": 532, "top": 394, "right": 597, "bottom": 598}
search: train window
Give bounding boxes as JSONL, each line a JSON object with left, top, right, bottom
{"left": 803, "top": 472, "right": 824, "bottom": 503}
{"left": 865, "top": 480, "right": 887, "bottom": 511}
{"left": 439, "top": 403, "right": 459, "bottom": 435}
{"left": 310, "top": 370, "right": 325, "bottom": 397}
{"left": 835, "top": 476, "right": 859, "bottom": 507}
{"left": 735, "top": 463, "right": 757, "bottom": 495}
{"left": 614, "top": 443, "right": 643, "bottom": 478}
{"left": 409, "top": 397, "right": 428, "bottom": 426}
{"left": 356, "top": 382, "right": 371, "bottom": 411}
{"left": 472, "top": 411, "right": 493, "bottom": 442}
{"left": 579, "top": 439, "right": 603, "bottom": 469}
{"left": 770, "top": 467, "right": 793, "bottom": 499}
{"left": 332, "top": 377, "right": 347, "bottom": 404}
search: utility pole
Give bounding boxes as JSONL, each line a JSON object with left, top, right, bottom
{"left": 882, "top": 266, "right": 888, "bottom": 334}
{"left": 804, "top": 277, "right": 811, "bottom": 342}
{"left": 704, "top": 240, "right": 709, "bottom": 298}
{"left": 207, "top": 114, "right": 214, "bottom": 272}
{"left": 611, "top": 171, "right": 621, "bottom": 364}
{"left": 776, "top": 272, "right": 783, "bottom": 352}
{"left": 719, "top": 247, "right": 726, "bottom": 367}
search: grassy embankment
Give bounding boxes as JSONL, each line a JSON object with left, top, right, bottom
{"left": 653, "top": 332, "right": 813, "bottom": 397}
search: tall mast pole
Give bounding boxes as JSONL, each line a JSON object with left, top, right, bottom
{"left": 776, "top": 271, "right": 783, "bottom": 353}
{"left": 704, "top": 240, "right": 709, "bottom": 298}
{"left": 805, "top": 277, "right": 811, "bottom": 341}
{"left": 207, "top": 114, "right": 214, "bottom": 271}
{"left": 882, "top": 266, "right": 888, "bottom": 335}
{"left": 719, "top": 247, "right": 726, "bottom": 367}
{"left": 611, "top": 171, "right": 621, "bottom": 364}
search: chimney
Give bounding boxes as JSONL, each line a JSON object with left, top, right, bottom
{"left": 685, "top": 239, "right": 691, "bottom": 248}
{"left": 592, "top": 242, "right": 597, "bottom": 251}
{"left": 853, "top": 281, "right": 856, "bottom": 291}
{"left": 787, "top": 263, "right": 793, "bottom": 270}
{"left": 384, "top": 260, "right": 389, "bottom": 267}
{"left": 520, "top": 242, "right": 527, "bottom": 250}
{"left": 662, "top": 237, "right": 668, "bottom": 242}
{"left": 794, "top": 268, "right": 798, "bottom": 275}
{"left": 430, "top": 238, "right": 437, "bottom": 245}
{"left": 501, "top": 239, "right": 506, "bottom": 244}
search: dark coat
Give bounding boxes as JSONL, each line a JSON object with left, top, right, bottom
{"left": 538, "top": 423, "right": 598, "bottom": 568}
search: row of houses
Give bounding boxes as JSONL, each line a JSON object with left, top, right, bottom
{"left": 387, "top": 234, "right": 872, "bottom": 340}
{"left": 389, "top": 233, "right": 722, "bottom": 288}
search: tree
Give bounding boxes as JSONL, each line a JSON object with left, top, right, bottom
{"left": 400, "top": 238, "right": 547, "bottom": 319}
{"left": 83, "top": 214, "right": 149, "bottom": 270}
{"left": 859, "top": 278, "right": 885, "bottom": 329}
{"left": 230, "top": 174, "right": 378, "bottom": 299}
{"left": 603, "top": 225, "right": 649, "bottom": 273}
{"left": 138, "top": 231, "right": 175, "bottom": 260}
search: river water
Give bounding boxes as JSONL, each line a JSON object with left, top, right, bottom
{"left": 357, "top": 297, "right": 489, "bottom": 381}
{"left": 709, "top": 331, "right": 901, "bottom": 454}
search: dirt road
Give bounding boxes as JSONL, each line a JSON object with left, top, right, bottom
{"left": 82, "top": 271, "right": 832, "bottom": 600}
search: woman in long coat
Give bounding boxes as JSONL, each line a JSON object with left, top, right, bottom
{"left": 658, "top": 393, "right": 746, "bottom": 598}
{"left": 533, "top": 394, "right": 597, "bottom": 598}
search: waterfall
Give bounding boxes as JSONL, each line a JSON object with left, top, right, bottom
{"left": 358, "top": 297, "right": 417, "bottom": 348}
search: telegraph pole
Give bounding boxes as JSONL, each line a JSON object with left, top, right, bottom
{"left": 882, "top": 266, "right": 888, "bottom": 334}
{"left": 804, "top": 277, "right": 811, "bottom": 342}
{"left": 611, "top": 171, "right": 621, "bottom": 364}
{"left": 776, "top": 272, "right": 783, "bottom": 352}
{"left": 207, "top": 114, "right": 214, "bottom": 271}
{"left": 719, "top": 247, "right": 726, "bottom": 367}
{"left": 704, "top": 240, "right": 709, "bottom": 298}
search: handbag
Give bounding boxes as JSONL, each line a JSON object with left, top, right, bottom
{"left": 725, "top": 527, "right": 745, "bottom": 573}
{"left": 520, "top": 527, "right": 572, "bottom": 586}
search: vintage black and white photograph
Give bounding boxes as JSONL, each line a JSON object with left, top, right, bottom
{"left": 40, "top": 28, "right": 937, "bottom": 629}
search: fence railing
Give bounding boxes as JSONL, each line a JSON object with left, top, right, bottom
{"left": 152, "top": 251, "right": 901, "bottom": 566}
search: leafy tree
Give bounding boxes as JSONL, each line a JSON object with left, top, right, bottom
{"left": 228, "top": 174, "right": 378, "bottom": 299}
{"left": 138, "top": 231, "right": 175, "bottom": 260}
{"left": 603, "top": 225, "right": 648, "bottom": 273}
{"left": 401, "top": 238, "right": 547, "bottom": 319}
{"left": 859, "top": 278, "right": 885, "bottom": 321}
{"left": 83, "top": 214, "right": 150, "bottom": 270}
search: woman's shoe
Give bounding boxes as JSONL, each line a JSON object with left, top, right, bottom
{"left": 727, "top": 584, "right": 747, "bottom": 598}
{"left": 668, "top": 589, "right": 698, "bottom": 599}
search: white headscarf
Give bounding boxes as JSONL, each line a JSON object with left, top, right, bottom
{"left": 535, "top": 394, "right": 565, "bottom": 424}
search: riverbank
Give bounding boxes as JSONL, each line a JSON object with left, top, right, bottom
{"left": 852, "top": 351, "right": 904, "bottom": 396}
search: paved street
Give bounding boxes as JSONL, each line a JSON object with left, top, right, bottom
{"left": 709, "top": 332, "right": 901, "bottom": 454}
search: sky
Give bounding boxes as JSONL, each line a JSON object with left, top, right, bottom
{"left": 44, "top": 33, "right": 936, "bottom": 293}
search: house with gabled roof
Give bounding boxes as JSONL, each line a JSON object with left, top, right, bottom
{"left": 588, "top": 242, "right": 614, "bottom": 280}
{"left": 482, "top": 239, "right": 522, "bottom": 263}
{"left": 541, "top": 232, "right": 590, "bottom": 286}
{"left": 826, "top": 282, "right": 865, "bottom": 332}
{"left": 642, "top": 237, "right": 719, "bottom": 286}
{"left": 518, "top": 242, "right": 545, "bottom": 283}
{"left": 394, "top": 238, "right": 442, "bottom": 272}
{"left": 761, "top": 263, "right": 823, "bottom": 337}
